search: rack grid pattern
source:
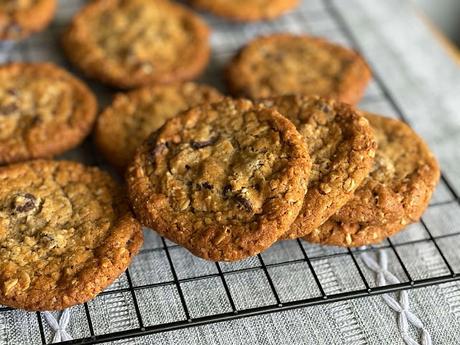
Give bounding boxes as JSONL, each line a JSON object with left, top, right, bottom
{"left": 1, "top": 0, "right": 460, "bottom": 344}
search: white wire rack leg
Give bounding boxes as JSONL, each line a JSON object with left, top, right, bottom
{"left": 43, "top": 309, "right": 73, "bottom": 343}
{"left": 360, "top": 250, "right": 431, "bottom": 345}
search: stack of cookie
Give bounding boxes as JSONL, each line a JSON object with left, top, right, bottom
{"left": 0, "top": 0, "right": 440, "bottom": 313}
{"left": 119, "top": 32, "right": 438, "bottom": 262}
{"left": 124, "top": 95, "right": 439, "bottom": 261}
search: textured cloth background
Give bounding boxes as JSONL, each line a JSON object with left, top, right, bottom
{"left": 0, "top": 0, "right": 460, "bottom": 344}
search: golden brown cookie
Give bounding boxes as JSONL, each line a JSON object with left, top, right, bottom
{"left": 0, "top": 0, "right": 56, "bottom": 40}
{"left": 226, "top": 34, "right": 371, "bottom": 104}
{"left": 0, "top": 160, "right": 143, "bottom": 311}
{"left": 189, "top": 0, "right": 299, "bottom": 22}
{"left": 127, "top": 98, "right": 311, "bottom": 261}
{"left": 259, "top": 96, "right": 376, "bottom": 239}
{"left": 0, "top": 62, "right": 97, "bottom": 165}
{"left": 305, "top": 114, "right": 440, "bottom": 247}
{"left": 95, "top": 82, "right": 223, "bottom": 171}
{"left": 62, "top": 0, "right": 211, "bottom": 89}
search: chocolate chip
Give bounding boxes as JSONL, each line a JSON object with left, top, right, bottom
{"left": 222, "top": 184, "right": 232, "bottom": 197}
{"left": 152, "top": 142, "right": 169, "bottom": 156}
{"left": 233, "top": 194, "right": 253, "bottom": 213}
{"left": 13, "top": 193, "right": 37, "bottom": 213}
{"left": 31, "top": 116, "right": 41, "bottom": 125}
{"left": 319, "top": 102, "right": 332, "bottom": 113}
{"left": 202, "top": 182, "right": 213, "bottom": 190}
{"left": 146, "top": 133, "right": 158, "bottom": 147}
{"left": 190, "top": 135, "right": 219, "bottom": 150}
{"left": 0, "top": 103, "right": 18, "bottom": 115}
{"left": 6, "top": 89, "right": 18, "bottom": 97}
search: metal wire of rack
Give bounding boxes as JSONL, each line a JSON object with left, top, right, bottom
{"left": 1, "top": 0, "right": 460, "bottom": 344}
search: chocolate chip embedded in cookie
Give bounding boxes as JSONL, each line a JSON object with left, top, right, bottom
{"left": 0, "top": 160, "right": 143, "bottom": 311}
{"left": 95, "top": 82, "right": 223, "bottom": 171}
{"left": 305, "top": 113, "right": 440, "bottom": 247}
{"left": 126, "top": 98, "right": 311, "bottom": 261}
{"left": 226, "top": 34, "right": 371, "bottom": 104}
{"left": 259, "top": 96, "right": 376, "bottom": 239}
{"left": 189, "top": 0, "right": 299, "bottom": 22}
{"left": 0, "top": 0, "right": 56, "bottom": 40}
{"left": 62, "top": 0, "right": 211, "bottom": 89}
{"left": 0, "top": 62, "right": 97, "bottom": 165}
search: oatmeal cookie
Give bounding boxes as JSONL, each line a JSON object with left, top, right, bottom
{"left": 226, "top": 34, "right": 371, "bottom": 104}
{"left": 260, "top": 96, "right": 376, "bottom": 239}
{"left": 62, "top": 0, "right": 211, "bottom": 89}
{"left": 189, "top": 0, "right": 299, "bottom": 22}
{"left": 305, "top": 114, "right": 440, "bottom": 246}
{"left": 0, "top": 160, "right": 143, "bottom": 311}
{"left": 127, "top": 98, "right": 311, "bottom": 261}
{"left": 0, "top": 62, "right": 97, "bottom": 165}
{"left": 0, "top": 0, "right": 56, "bottom": 40}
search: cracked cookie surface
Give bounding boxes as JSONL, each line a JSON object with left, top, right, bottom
{"left": 0, "top": 0, "right": 56, "bottom": 40}
{"left": 189, "top": 0, "right": 299, "bottom": 22}
{"left": 0, "top": 63, "right": 97, "bottom": 165}
{"left": 226, "top": 34, "right": 371, "bottom": 104}
{"left": 62, "top": 0, "right": 210, "bottom": 89}
{"left": 305, "top": 114, "right": 440, "bottom": 247}
{"left": 0, "top": 160, "right": 143, "bottom": 311}
{"left": 95, "top": 82, "right": 223, "bottom": 170}
{"left": 260, "top": 96, "right": 376, "bottom": 239}
{"left": 127, "top": 98, "right": 311, "bottom": 261}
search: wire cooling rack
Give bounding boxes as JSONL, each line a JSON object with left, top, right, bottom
{"left": 1, "top": 0, "right": 460, "bottom": 344}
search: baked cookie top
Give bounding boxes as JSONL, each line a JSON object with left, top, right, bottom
{"left": 62, "top": 0, "right": 210, "bottom": 89}
{"left": 0, "top": 160, "right": 143, "bottom": 311}
{"left": 0, "top": 63, "right": 97, "bottom": 165}
{"left": 226, "top": 34, "right": 371, "bottom": 104}
{"left": 0, "top": 0, "right": 56, "bottom": 40}
{"left": 305, "top": 113, "right": 440, "bottom": 247}
{"left": 189, "top": 0, "right": 299, "bottom": 22}
{"left": 95, "top": 82, "right": 223, "bottom": 170}
{"left": 127, "top": 98, "right": 311, "bottom": 261}
{"left": 260, "top": 96, "right": 376, "bottom": 239}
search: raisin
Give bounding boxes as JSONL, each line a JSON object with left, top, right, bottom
{"left": 319, "top": 102, "right": 332, "bottom": 113}
{"left": 190, "top": 135, "right": 219, "bottom": 149}
{"left": 222, "top": 184, "right": 232, "bottom": 198}
{"left": 13, "top": 193, "right": 37, "bottom": 213}
{"left": 151, "top": 142, "right": 169, "bottom": 156}
{"left": 0, "top": 103, "right": 18, "bottom": 115}
{"left": 202, "top": 182, "right": 213, "bottom": 190}
{"left": 233, "top": 194, "right": 253, "bottom": 212}
{"left": 6, "top": 89, "right": 18, "bottom": 96}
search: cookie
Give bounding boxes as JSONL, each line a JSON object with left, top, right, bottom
{"left": 62, "top": 0, "right": 211, "bottom": 89}
{"left": 226, "top": 34, "right": 371, "bottom": 104}
{"left": 95, "top": 82, "right": 223, "bottom": 170}
{"left": 127, "top": 98, "right": 311, "bottom": 261}
{"left": 260, "top": 96, "right": 376, "bottom": 239}
{"left": 0, "top": 62, "right": 97, "bottom": 165}
{"left": 0, "top": 0, "right": 56, "bottom": 40}
{"left": 189, "top": 0, "right": 299, "bottom": 22}
{"left": 0, "top": 160, "right": 143, "bottom": 311}
{"left": 305, "top": 113, "right": 440, "bottom": 247}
